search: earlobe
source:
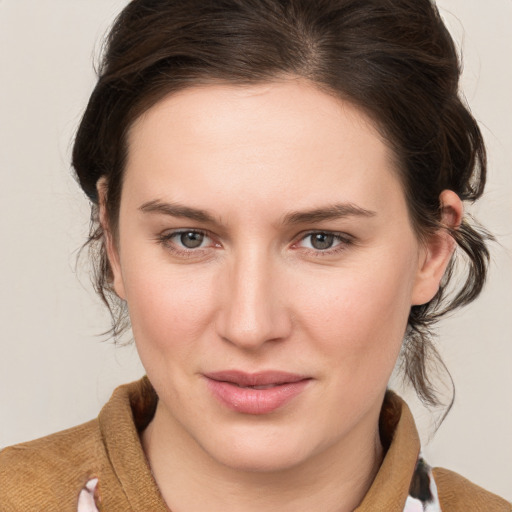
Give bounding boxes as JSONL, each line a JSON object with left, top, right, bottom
{"left": 97, "top": 177, "right": 126, "bottom": 300}
{"left": 411, "top": 190, "right": 463, "bottom": 306}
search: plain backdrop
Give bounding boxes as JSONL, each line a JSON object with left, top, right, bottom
{"left": 0, "top": 0, "right": 511, "bottom": 501}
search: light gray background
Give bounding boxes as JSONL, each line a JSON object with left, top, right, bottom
{"left": 1, "top": 0, "right": 511, "bottom": 501}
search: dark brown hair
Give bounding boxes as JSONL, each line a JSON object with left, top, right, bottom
{"left": 73, "top": 0, "right": 492, "bottom": 409}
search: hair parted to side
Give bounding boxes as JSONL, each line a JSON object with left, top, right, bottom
{"left": 73, "top": 0, "right": 492, "bottom": 410}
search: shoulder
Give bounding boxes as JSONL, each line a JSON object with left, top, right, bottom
{"left": 0, "top": 419, "right": 106, "bottom": 511}
{"left": 433, "top": 467, "right": 511, "bottom": 512}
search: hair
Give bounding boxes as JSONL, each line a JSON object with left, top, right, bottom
{"left": 73, "top": 0, "right": 492, "bottom": 410}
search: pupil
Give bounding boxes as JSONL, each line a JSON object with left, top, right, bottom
{"left": 180, "top": 232, "right": 204, "bottom": 249}
{"left": 311, "top": 233, "right": 334, "bottom": 250}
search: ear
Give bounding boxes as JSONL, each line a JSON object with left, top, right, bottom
{"left": 97, "top": 177, "right": 126, "bottom": 300}
{"left": 411, "top": 190, "right": 463, "bottom": 306}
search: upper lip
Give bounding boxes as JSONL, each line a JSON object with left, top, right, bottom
{"left": 204, "top": 370, "right": 310, "bottom": 387}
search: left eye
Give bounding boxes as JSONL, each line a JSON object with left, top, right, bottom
{"left": 299, "top": 232, "right": 345, "bottom": 251}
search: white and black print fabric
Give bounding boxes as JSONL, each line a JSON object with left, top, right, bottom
{"left": 405, "top": 457, "right": 442, "bottom": 511}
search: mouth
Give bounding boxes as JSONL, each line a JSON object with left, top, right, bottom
{"left": 205, "top": 370, "right": 309, "bottom": 386}
{"left": 203, "top": 370, "right": 312, "bottom": 414}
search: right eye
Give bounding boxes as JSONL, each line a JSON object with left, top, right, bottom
{"left": 157, "top": 229, "right": 215, "bottom": 253}
{"left": 175, "top": 231, "right": 207, "bottom": 249}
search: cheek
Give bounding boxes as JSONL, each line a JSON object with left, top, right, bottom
{"left": 291, "top": 249, "right": 417, "bottom": 366}
{"left": 119, "top": 227, "right": 418, "bottom": 382}
{"left": 121, "top": 254, "right": 218, "bottom": 358}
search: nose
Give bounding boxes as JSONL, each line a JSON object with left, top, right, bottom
{"left": 215, "top": 247, "right": 292, "bottom": 350}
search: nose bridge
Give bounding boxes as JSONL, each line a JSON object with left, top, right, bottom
{"left": 218, "top": 243, "right": 289, "bottom": 349}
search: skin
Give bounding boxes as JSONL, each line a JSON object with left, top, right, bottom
{"left": 99, "top": 79, "right": 462, "bottom": 512}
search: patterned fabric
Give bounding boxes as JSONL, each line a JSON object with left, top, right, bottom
{"left": 77, "top": 456, "right": 442, "bottom": 512}
{"left": 405, "top": 457, "right": 442, "bottom": 511}
{"left": 77, "top": 478, "right": 101, "bottom": 512}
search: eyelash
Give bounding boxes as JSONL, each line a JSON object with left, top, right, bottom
{"left": 156, "top": 229, "right": 216, "bottom": 258}
{"left": 294, "top": 231, "right": 353, "bottom": 257}
{"left": 156, "top": 229, "right": 354, "bottom": 258}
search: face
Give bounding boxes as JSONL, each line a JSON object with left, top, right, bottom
{"left": 105, "top": 80, "right": 446, "bottom": 472}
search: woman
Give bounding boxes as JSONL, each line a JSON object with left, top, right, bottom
{"left": 0, "top": 0, "right": 509, "bottom": 510}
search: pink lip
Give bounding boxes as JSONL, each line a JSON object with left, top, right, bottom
{"left": 204, "top": 370, "right": 311, "bottom": 415}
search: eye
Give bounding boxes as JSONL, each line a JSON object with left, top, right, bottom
{"left": 305, "top": 232, "right": 337, "bottom": 250}
{"left": 157, "top": 229, "right": 214, "bottom": 252}
{"left": 177, "top": 231, "right": 206, "bottom": 249}
{"left": 295, "top": 231, "right": 352, "bottom": 255}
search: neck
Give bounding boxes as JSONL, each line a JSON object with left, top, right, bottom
{"left": 141, "top": 402, "right": 384, "bottom": 512}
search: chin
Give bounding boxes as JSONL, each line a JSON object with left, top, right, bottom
{"left": 212, "top": 447, "right": 308, "bottom": 474}
{"left": 198, "top": 428, "right": 317, "bottom": 474}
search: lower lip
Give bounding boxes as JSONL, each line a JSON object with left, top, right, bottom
{"left": 205, "top": 378, "right": 310, "bottom": 415}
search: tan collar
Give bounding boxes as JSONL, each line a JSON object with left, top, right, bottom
{"left": 99, "top": 376, "right": 168, "bottom": 511}
{"left": 355, "top": 391, "right": 421, "bottom": 510}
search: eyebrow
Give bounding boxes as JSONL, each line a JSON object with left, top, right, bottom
{"left": 282, "top": 203, "right": 376, "bottom": 225}
{"left": 139, "top": 199, "right": 376, "bottom": 226}
{"left": 139, "top": 200, "right": 217, "bottom": 223}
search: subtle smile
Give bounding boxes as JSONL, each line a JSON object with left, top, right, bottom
{"left": 203, "top": 371, "right": 312, "bottom": 415}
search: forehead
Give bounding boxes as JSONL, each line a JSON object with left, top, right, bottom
{"left": 123, "top": 80, "right": 406, "bottom": 221}
{"left": 127, "top": 79, "right": 389, "bottom": 160}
